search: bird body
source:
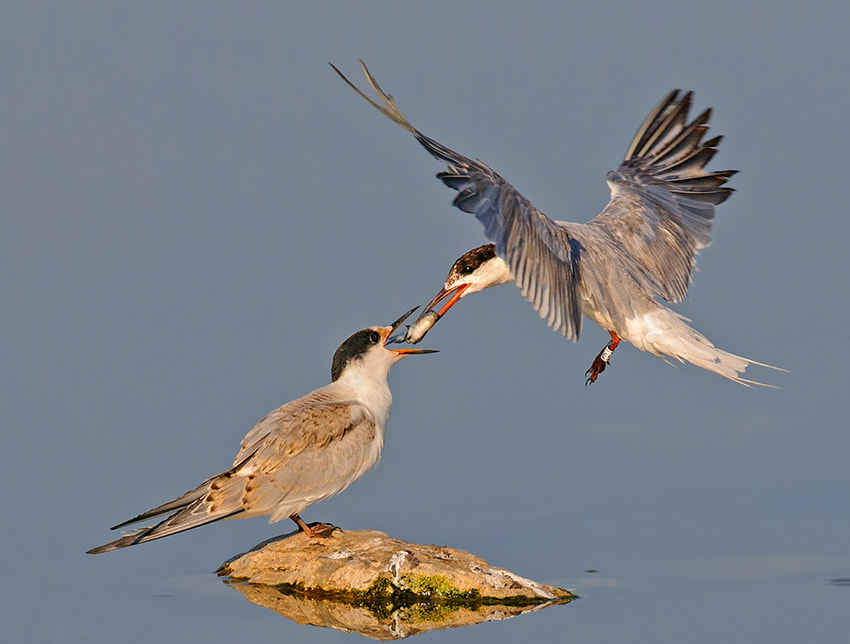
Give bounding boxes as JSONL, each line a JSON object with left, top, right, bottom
{"left": 414, "top": 243, "right": 756, "bottom": 383}
{"left": 88, "top": 309, "right": 435, "bottom": 554}
{"left": 334, "top": 62, "right": 781, "bottom": 385}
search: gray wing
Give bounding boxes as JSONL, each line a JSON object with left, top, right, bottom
{"left": 334, "top": 63, "right": 735, "bottom": 339}
{"left": 581, "top": 90, "right": 736, "bottom": 305}
{"left": 88, "top": 392, "right": 375, "bottom": 553}
{"left": 231, "top": 395, "right": 380, "bottom": 522}
{"left": 332, "top": 62, "right": 583, "bottom": 341}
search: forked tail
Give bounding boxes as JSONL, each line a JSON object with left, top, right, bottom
{"left": 629, "top": 307, "right": 785, "bottom": 387}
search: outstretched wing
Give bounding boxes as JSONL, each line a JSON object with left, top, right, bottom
{"left": 332, "top": 62, "right": 583, "bottom": 341}
{"left": 334, "top": 63, "right": 736, "bottom": 338}
{"left": 585, "top": 90, "right": 736, "bottom": 304}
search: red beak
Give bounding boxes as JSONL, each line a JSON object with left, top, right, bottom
{"left": 420, "top": 283, "right": 471, "bottom": 321}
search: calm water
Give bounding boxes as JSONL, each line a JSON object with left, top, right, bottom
{"left": 4, "top": 3, "right": 850, "bottom": 642}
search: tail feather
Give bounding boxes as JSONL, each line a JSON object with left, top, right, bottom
{"left": 87, "top": 507, "right": 244, "bottom": 554}
{"left": 110, "top": 484, "right": 208, "bottom": 530}
{"left": 627, "top": 307, "right": 785, "bottom": 387}
{"left": 88, "top": 453, "right": 262, "bottom": 554}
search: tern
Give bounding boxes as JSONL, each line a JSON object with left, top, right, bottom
{"left": 87, "top": 308, "right": 436, "bottom": 554}
{"left": 332, "top": 62, "right": 781, "bottom": 386}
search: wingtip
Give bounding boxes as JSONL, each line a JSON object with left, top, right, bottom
{"left": 86, "top": 532, "right": 139, "bottom": 554}
{"left": 86, "top": 544, "right": 110, "bottom": 555}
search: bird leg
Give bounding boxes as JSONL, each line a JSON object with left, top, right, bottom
{"left": 585, "top": 332, "right": 621, "bottom": 385}
{"left": 290, "top": 513, "right": 338, "bottom": 538}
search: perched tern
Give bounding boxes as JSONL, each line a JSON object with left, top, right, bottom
{"left": 87, "top": 308, "right": 436, "bottom": 554}
{"left": 332, "top": 62, "right": 782, "bottom": 386}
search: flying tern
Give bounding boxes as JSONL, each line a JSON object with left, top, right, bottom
{"left": 332, "top": 62, "right": 780, "bottom": 385}
{"left": 87, "top": 308, "right": 436, "bottom": 554}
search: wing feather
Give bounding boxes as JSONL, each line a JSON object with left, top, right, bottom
{"left": 585, "top": 90, "right": 735, "bottom": 305}
{"left": 626, "top": 90, "right": 689, "bottom": 160}
{"left": 89, "top": 388, "right": 377, "bottom": 553}
{"left": 333, "top": 64, "right": 734, "bottom": 331}
{"left": 332, "top": 62, "right": 584, "bottom": 340}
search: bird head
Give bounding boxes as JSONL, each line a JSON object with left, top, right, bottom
{"left": 438, "top": 244, "right": 513, "bottom": 304}
{"left": 399, "top": 245, "right": 513, "bottom": 344}
{"left": 331, "top": 307, "right": 438, "bottom": 382}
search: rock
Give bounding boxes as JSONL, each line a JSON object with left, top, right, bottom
{"left": 218, "top": 527, "right": 575, "bottom": 639}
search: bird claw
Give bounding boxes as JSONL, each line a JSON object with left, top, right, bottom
{"left": 584, "top": 362, "right": 605, "bottom": 385}
{"left": 303, "top": 522, "right": 340, "bottom": 538}
{"left": 584, "top": 352, "right": 611, "bottom": 386}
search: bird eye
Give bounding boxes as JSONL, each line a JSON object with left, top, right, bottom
{"left": 461, "top": 264, "right": 474, "bottom": 275}
{"left": 369, "top": 331, "right": 380, "bottom": 344}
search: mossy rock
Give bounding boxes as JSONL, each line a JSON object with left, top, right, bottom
{"left": 219, "top": 527, "right": 575, "bottom": 639}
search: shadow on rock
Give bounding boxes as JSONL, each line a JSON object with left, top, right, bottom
{"left": 218, "top": 526, "right": 575, "bottom": 640}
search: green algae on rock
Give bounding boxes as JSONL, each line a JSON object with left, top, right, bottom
{"left": 219, "top": 528, "right": 575, "bottom": 639}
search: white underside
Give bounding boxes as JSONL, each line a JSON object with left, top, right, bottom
{"left": 614, "top": 305, "right": 758, "bottom": 384}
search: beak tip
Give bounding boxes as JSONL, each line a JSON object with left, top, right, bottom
{"left": 388, "top": 306, "right": 420, "bottom": 336}
{"left": 392, "top": 348, "right": 439, "bottom": 357}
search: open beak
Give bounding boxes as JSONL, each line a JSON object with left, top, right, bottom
{"left": 386, "top": 283, "right": 472, "bottom": 345}
{"left": 385, "top": 307, "right": 438, "bottom": 355}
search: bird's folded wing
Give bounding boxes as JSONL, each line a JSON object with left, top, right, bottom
{"left": 231, "top": 399, "right": 379, "bottom": 520}
{"left": 235, "top": 393, "right": 368, "bottom": 465}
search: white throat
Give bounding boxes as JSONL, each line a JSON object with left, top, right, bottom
{"left": 334, "top": 348, "right": 397, "bottom": 427}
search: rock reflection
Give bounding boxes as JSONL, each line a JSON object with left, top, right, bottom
{"left": 218, "top": 527, "right": 574, "bottom": 640}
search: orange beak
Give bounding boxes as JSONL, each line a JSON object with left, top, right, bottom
{"left": 420, "top": 283, "right": 471, "bottom": 320}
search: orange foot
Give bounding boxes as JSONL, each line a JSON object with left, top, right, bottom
{"left": 291, "top": 514, "right": 340, "bottom": 538}
{"left": 303, "top": 522, "right": 339, "bottom": 538}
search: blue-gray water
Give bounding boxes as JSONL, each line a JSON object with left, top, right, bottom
{"left": 3, "top": 3, "right": 849, "bottom": 642}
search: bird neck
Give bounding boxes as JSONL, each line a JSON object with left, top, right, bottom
{"left": 335, "top": 364, "right": 393, "bottom": 426}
